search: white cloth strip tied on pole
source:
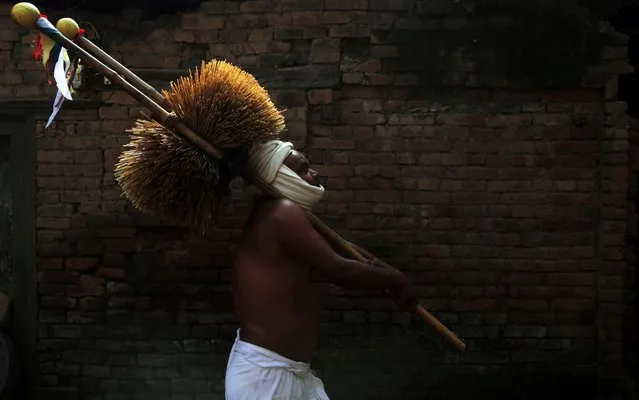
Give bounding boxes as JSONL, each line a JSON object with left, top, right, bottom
{"left": 46, "top": 47, "right": 74, "bottom": 128}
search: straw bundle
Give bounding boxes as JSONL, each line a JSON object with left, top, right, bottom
{"left": 114, "top": 60, "right": 285, "bottom": 230}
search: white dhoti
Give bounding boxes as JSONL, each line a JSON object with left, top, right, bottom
{"left": 225, "top": 330, "right": 330, "bottom": 400}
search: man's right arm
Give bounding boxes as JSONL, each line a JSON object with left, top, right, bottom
{"left": 270, "top": 200, "right": 411, "bottom": 293}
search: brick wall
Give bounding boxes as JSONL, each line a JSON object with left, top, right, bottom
{"left": 0, "top": 1, "right": 636, "bottom": 399}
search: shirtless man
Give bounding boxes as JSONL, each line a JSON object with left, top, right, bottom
{"left": 225, "top": 140, "right": 418, "bottom": 399}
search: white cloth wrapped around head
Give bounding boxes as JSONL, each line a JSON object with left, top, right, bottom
{"left": 246, "top": 140, "right": 325, "bottom": 210}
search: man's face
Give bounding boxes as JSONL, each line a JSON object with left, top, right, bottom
{"left": 284, "top": 150, "right": 321, "bottom": 187}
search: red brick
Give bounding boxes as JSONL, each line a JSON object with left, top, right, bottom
{"left": 79, "top": 297, "right": 106, "bottom": 311}
{"left": 340, "top": 99, "right": 380, "bottom": 113}
{"left": 354, "top": 59, "right": 383, "bottom": 73}
{"left": 182, "top": 13, "right": 224, "bottom": 30}
{"left": 329, "top": 24, "right": 371, "bottom": 37}
{"left": 408, "top": 139, "right": 452, "bottom": 152}
{"left": 342, "top": 72, "right": 364, "bottom": 84}
{"left": 108, "top": 296, "right": 150, "bottom": 309}
{"left": 39, "top": 283, "right": 67, "bottom": 295}
{"left": 101, "top": 120, "right": 134, "bottom": 134}
{"left": 364, "top": 73, "right": 392, "bottom": 85}
{"left": 38, "top": 205, "right": 73, "bottom": 218}
{"left": 370, "top": 0, "right": 412, "bottom": 10}
{"left": 308, "top": 89, "right": 333, "bottom": 104}
{"left": 228, "top": 14, "right": 269, "bottom": 29}
{"left": 532, "top": 114, "right": 573, "bottom": 126}
{"left": 0, "top": 71, "right": 21, "bottom": 84}
{"left": 371, "top": 45, "right": 397, "bottom": 57}
{"left": 348, "top": 127, "right": 371, "bottom": 139}
{"left": 320, "top": 11, "right": 352, "bottom": 24}
{"left": 310, "top": 37, "right": 340, "bottom": 62}
{"left": 239, "top": 1, "right": 271, "bottom": 12}
{"left": 484, "top": 115, "right": 531, "bottom": 127}
{"left": 553, "top": 140, "right": 598, "bottom": 154}
{"left": 521, "top": 103, "right": 546, "bottom": 113}
{"left": 220, "top": 29, "right": 249, "bottom": 43}
{"left": 65, "top": 258, "right": 99, "bottom": 271}
{"left": 284, "top": 122, "right": 307, "bottom": 138}
{"left": 41, "top": 297, "right": 77, "bottom": 310}
{"left": 39, "top": 271, "right": 79, "bottom": 284}
{"left": 291, "top": 11, "right": 321, "bottom": 25}
{"left": 37, "top": 166, "right": 59, "bottom": 180}
{"left": 107, "top": 282, "right": 134, "bottom": 294}
{"left": 39, "top": 258, "right": 64, "bottom": 270}
{"left": 281, "top": 0, "right": 324, "bottom": 11}
{"left": 102, "top": 91, "right": 137, "bottom": 106}
{"left": 325, "top": 0, "right": 368, "bottom": 9}
{"left": 38, "top": 151, "right": 74, "bottom": 164}
{"left": 341, "top": 85, "right": 389, "bottom": 98}
{"left": 37, "top": 138, "right": 63, "bottom": 152}
{"left": 247, "top": 29, "right": 273, "bottom": 42}
{"left": 94, "top": 228, "right": 136, "bottom": 238}
{"left": 341, "top": 112, "right": 386, "bottom": 125}
{"left": 99, "top": 106, "right": 129, "bottom": 120}
{"left": 547, "top": 102, "right": 572, "bottom": 113}
{"left": 97, "top": 267, "right": 125, "bottom": 279}
{"left": 173, "top": 30, "right": 195, "bottom": 43}
{"left": 103, "top": 239, "right": 140, "bottom": 253}
{"left": 310, "top": 138, "right": 356, "bottom": 150}
{"left": 266, "top": 13, "right": 293, "bottom": 26}
{"left": 66, "top": 284, "right": 105, "bottom": 298}
{"left": 67, "top": 311, "right": 103, "bottom": 324}
{"left": 15, "top": 87, "right": 41, "bottom": 99}
{"left": 388, "top": 113, "right": 435, "bottom": 125}
{"left": 437, "top": 113, "right": 485, "bottom": 126}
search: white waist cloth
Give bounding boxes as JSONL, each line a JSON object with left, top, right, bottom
{"left": 225, "top": 330, "right": 330, "bottom": 400}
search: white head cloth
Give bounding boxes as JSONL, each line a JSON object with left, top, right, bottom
{"left": 247, "top": 140, "right": 325, "bottom": 210}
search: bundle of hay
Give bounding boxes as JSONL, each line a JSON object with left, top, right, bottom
{"left": 114, "top": 60, "right": 286, "bottom": 231}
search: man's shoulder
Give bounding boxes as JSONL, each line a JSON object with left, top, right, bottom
{"left": 268, "top": 198, "right": 306, "bottom": 221}
{"left": 256, "top": 198, "right": 308, "bottom": 229}
{"left": 252, "top": 198, "right": 309, "bottom": 243}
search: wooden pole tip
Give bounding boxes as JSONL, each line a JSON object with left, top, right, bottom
{"left": 10, "top": 2, "right": 41, "bottom": 30}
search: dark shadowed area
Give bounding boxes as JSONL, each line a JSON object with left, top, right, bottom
{"left": 0, "top": 135, "right": 13, "bottom": 298}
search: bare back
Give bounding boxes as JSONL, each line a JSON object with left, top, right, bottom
{"left": 232, "top": 197, "right": 319, "bottom": 362}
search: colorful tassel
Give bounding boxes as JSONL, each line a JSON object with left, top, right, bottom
{"left": 30, "top": 14, "right": 82, "bottom": 128}
{"left": 31, "top": 14, "right": 62, "bottom": 84}
{"left": 32, "top": 13, "right": 47, "bottom": 61}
